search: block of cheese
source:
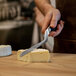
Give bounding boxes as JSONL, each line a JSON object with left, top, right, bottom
{"left": 17, "top": 49, "right": 50, "bottom": 62}
{"left": 0, "top": 45, "right": 12, "bottom": 57}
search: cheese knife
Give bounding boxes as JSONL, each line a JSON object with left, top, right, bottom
{"left": 20, "top": 27, "right": 57, "bottom": 57}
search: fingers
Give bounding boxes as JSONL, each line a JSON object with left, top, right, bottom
{"left": 34, "top": 7, "right": 41, "bottom": 17}
{"left": 34, "top": 7, "right": 44, "bottom": 27}
{"left": 48, "top": 31, "right": 56, "bottom": 36}
{"left": 49, "top": 20, "right": 64, "bottom": 37}
{"left": 50, "top": 11, "right": 61, "bottom": 28}
{"left": 42, "top": 12, "right": 52, "bottom": 34}
{"left": 34, "top": 7, "right": 63, "bottom": 37}
{"left": 42, "top": 9, "right": 61, "bottom": 34}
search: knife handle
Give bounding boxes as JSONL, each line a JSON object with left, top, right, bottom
{"left": 48, "top": 26, "right": 57, "bottom": 33}
{"left": 48, "top": 19, "right": 61, "bottom": 32}
{"left": 50, "top": 26, "right": 57, "bottom": 31}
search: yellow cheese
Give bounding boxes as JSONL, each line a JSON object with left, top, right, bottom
{"left": 17, "top": 49, "right": 50, "bottom": 62}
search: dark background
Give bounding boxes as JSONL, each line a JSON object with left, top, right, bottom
{"left": 0, "top": 0, "right": 35, "bottom": 50}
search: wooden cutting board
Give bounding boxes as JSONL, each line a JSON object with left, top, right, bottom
{"left": 0, "top": 51, "right": 76, "bottom": 76}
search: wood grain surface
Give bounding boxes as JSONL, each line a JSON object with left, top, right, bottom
{"left": 0, "top": 51, "right": 76, "bottom": 76}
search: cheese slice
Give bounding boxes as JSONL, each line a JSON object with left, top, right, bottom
{"left": 17, "top": 49, "right": 50, "bottom": 62}
{"left": 0, "top": 45, "right": 12, "bottom": 57}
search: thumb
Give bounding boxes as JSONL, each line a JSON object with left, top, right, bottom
{"left": 50, "top": 13, "right": 61, "bottom": 28}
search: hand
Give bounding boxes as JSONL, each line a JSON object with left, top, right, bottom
{"left": 34, "top": 7, "right": 64, "bottom": 37}
{"left": 34, "top": 7, "right": 44, "bottom": 27}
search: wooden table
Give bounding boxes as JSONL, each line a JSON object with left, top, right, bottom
{"left": 0, "top": 51, "right": 76, "bottom": 76}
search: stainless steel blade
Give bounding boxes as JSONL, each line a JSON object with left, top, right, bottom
{"left": 20, "top": 27, "right": 51, "bottom": 57}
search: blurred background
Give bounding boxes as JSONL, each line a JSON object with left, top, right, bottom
{"left": 0, "top": 0, "right": 35, "bottom": 50}
{"left": 0, "top": 0, "right": 54, "bottom": 52}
